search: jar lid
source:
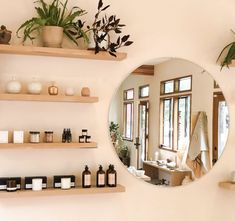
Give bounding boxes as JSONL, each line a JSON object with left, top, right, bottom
{"left": 30, "top": 131, "right": 40, "bottom": 134}
{"left": 79, "top": 135, "right": 85, "bottom": 138}
{"left": 86, "top": 136, "right": 91, "bottom": 138}
{"left": 82, "top": 129, "right": 88, "bottom": 132}
{"left": 45, "top": 131, "right": 53, "bottom": 134}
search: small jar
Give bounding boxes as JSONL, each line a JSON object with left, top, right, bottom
{"left": 29, "top": 131, "right": 40, "bottom": 143}
{"left": 82, "top": 129, "right": 88, "bottom": 136}
{"left": 44, "top": 131, "right": 53, "bottom": 143}
{"left": 79, "top": 135, "right": 85, "bottom": 143}
{"left": 85, "top": 136, "right": 91, "bottom": 143}
{"left": 6, "top": 179, "right": 17, "bottom": 192}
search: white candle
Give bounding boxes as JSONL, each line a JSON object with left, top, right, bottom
{"left": 61, "top": 178, "right": 71, "bottom": 190}
{"left": 32, "top": 178, "right": 43, "bottom": 191}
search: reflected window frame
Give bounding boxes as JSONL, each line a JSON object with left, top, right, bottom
{"left": 139, "top": 84, "right": 150, "bottom": 99}
{"left": 160, "top": 75, "right": 192, "bottom": 95}
{"left": 124, "top": 88, "right": 134, "bottom": 101}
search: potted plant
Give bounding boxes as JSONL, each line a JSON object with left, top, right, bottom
{"left": 17, "top": 0, "right": 88, "bottom": 48}
{"left": 88, "top": 0, "right": 133, "bottom": 57}
{"left": 217, "top": 30, "right": 235, "bottom": 69}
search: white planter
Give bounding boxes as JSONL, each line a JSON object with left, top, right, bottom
{"left": 42, "top": 26, "right": 64, "bottom": 48}
{"left": 6, "top": 77, "right": 22, "bottom": 94}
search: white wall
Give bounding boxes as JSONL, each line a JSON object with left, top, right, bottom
{"left": 1, "top": 0, "right": 235, "bottom": 221}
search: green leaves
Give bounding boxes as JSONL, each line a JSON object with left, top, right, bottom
{"left": 17, "top": 0, "right": 88, "bottom": 45}
{"left": 217, "top": 41, "right": 235, "bottom": 70}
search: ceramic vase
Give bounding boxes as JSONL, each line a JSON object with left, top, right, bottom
{"left": 6, "top": 77, "right": 22, "bottom": 94}
{"left": 27, "top": 78, "right": 42, "bottom": 94}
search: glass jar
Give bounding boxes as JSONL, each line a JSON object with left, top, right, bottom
{"left": 82, "top": 129, "right": 88, "bottom": 136}
{"left": 44, "top": 131, "right": 53, "bottom": 143}
{"left": 85, "top": 136, "right": 91, "bottom": 143}
{"left": 79, "top": 135, "right": 85, "bottom": 143}
{"left": 29, "top": 131, "right": 40, "bottom": 143}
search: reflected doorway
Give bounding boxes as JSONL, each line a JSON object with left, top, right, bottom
{"left": 137, "top": 101, "right": 149, "bottom": 169}
{"left": 213, "top": 92, "right": 229, "bottom": 164}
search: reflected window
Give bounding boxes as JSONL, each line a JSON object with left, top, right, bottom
{"left": 179, "top": 77, "right": 191, "bottom": 91}
{"left": 162, "top": 98, "right": 173, "bottom": 148}
{"left": 164, "top": 80, "right": 174, "bottom": 94}
{"left": 123, "top": 102, "right": 134, "bottom": 140}
{"left": 139, "top": 85, "right": 149, "bottom": 98}
{"left": 161, "top": 76, "right": 192, "bottom": 94}
{"left": 178, "top": 96, "right": 191, "bottom": 150}
{"left": 124, "top": 88, "right": 134, "bottom": 100}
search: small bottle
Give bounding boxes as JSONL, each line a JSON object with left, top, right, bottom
{"left": 82, "top": 129, "right": 88, "bottom": 136}
{"left": 62, "top": 129, "right": 66, "bottom": 143}
{"left": 106, "top": 164, "right": 112, "bottom": 186}
{"left": 79, "top": 135, "right": 85, "bottom": 143}
{"left": 107, "top": 165, "right": 117, "bottom": 187}
{"left": 96, "top": 165, "right": 105, "bottom": 188}
{"left": 85, "top": 135, "right": 91, "bottom": 143}
{"left": 82, "top": 165, "right": 91, "bottom": 188}
{"left": 67, "top": 129, "right": 72, "bottom": 143}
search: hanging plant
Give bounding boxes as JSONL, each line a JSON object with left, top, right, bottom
{"left": 88, "top": 0, "right": 133, "bottom": 57}
{"left": 217, "top": 30, "right": 235, "bottom": 69}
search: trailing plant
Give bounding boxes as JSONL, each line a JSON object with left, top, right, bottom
{"left": 109, "top": 122, "right": 130, "bottom": 159}
{"left": 16, "top": 0, "right": 88, "bottom": 45}
{"left": 88, "top": 0, "right": 133, "bottom": 56}
{"left": 217, "top": 30, "right": 235, "bottom": 69}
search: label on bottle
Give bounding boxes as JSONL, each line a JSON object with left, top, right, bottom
{"left": 108, "top": 174, "right": 115, "bottom": 185}
{"left": 98, "top": 174, "right": 105, "bottom": 185}
{"left": 84, "top": 174, "right": 91, "bottom": 186}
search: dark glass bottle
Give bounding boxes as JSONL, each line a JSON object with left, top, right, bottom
{"left": 107, "top": 165, "right": 117, "bottom": 187}
{"left": 67, "top": 129, "right": 72, "bottom": 143}
{"left": 96, "top": 165, "right": 105, "bottom": 187}
{"left": 82, "top": 165, "right": 91, "bottom": 188}
{"left": 62, "top": 129, "right": 66, "bottom": 143}
{"left": 106, "top": 164, "right": 112, "bottom": 186}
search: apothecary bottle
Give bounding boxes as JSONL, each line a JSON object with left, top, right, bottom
{"left": 82, "top": 165, "right": 91, "bottom": 188}
{"left": 96, "top": 165, "right": 105, "bottom": 187}
{"left": 107, "top": 165, "right": 117, "bottom": 187}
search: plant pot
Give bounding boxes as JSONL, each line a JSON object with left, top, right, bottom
{"left": 42, "top": 26, "right": 63, "bottom": 48}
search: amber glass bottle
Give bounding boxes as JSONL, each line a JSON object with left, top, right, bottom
{"left": 82, "top": 165, "right": 91, "bottom": 188}
{"left": 96, "top": 165, "right": 105, "bottom": 187}
{"left": 106, "top": 164, "right": 112, "bottom": 186}
{"left": 107, "top": 165, "right": 117, "bottom": 187}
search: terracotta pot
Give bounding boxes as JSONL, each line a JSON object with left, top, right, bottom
{"left": 42, "top": 26, "right": 63, "bottom": 48}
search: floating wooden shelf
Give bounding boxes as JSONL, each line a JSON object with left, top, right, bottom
{"left": 0, "top": 142, "right": 97, "bottom": 150}
{"left": 0, "top": 45, "right": 127, "bottom": 61}
{"left": 0, "top": 94, "right": 99, "bottom": 103}
{"left": 218, "top": 181, "right": 235, "bottom": 190}
{"left": 0, "top": 185, "right": 125, "bottom": 198}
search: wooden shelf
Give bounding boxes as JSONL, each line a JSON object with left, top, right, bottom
{"left": 0, "top": 94, "right": 99, "bottom": 103}
{"left": 0, "top": 45, "right": 127, "bottom": 61}
{"left": 218, "top": 181, "right": 235, "bottom": 190}
{"left": 0, "top": 185, "right": 125, "bottom": 198}
{"left": 0, "top": 142, "right": 97, "bottom": 150}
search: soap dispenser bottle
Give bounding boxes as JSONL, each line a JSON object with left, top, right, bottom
{"left": 106, "top": 164, "right": 112, "bottom": 186}
{"left": 82, "top": 165, "right": 91, "bottom": 188}
{"left": 96, "top": 165, "right": 105, "bottom": 187}
{"left": 107, "top": 165, "right": 117, "bottom": 187}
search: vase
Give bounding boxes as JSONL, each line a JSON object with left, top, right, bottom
{"left": 0, "top": 25, "right": 12, "bottom": 45}
{"left": 81, "top": 87, "right": 90, "bottom": 97}
{"left": 42, "top": 26, "right": 64, "bottom": 48}
{"left": 65, "top": 87, "right": 75, "bottom": 96}
{"left": 6, "top": 76, "right": 22, "bottom": 94}
{"left": 48, "top": 82, "right": 58, "bottom": 95}
{"left": 27, "top": 78, "right": 42, "bottom": 94}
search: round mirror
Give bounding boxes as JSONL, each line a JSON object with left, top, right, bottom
{"left": 109, "top": 58, "right": 229, "bottom": 187}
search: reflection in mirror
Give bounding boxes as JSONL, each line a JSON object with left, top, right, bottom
{"left": 109, "top": 58, "right": 229, "bottom": 187}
